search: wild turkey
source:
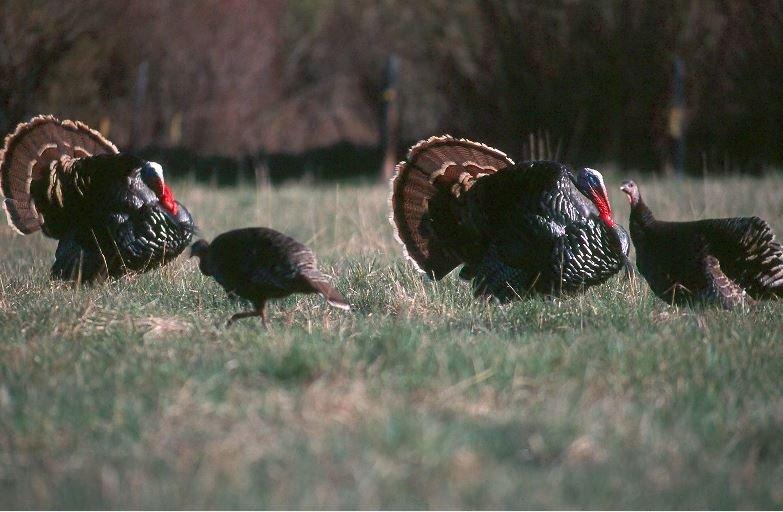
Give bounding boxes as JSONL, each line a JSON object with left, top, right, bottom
{"left": 0, "top": 115, "right": 194, "bottom": 283}
{"left": 190, "top": 227, "right": 350, "bottom": 327}
{"left": 620, "top": 180, "right": 783, "bottom": 308}
{"left": 390, "top": 135, "right": 631, "bottom": 300}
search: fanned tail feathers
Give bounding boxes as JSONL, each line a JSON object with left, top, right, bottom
{"left": 704, "top": 216, "right": 783, "bottom": 298}
{"left": 736, "top": 217, "right": 783, "bottom": 296}
{"left": 389, "top": 135, "right": 514, "bottom": 279}
{"left": 0, "top": 115, "right": 118, "bottom": 235}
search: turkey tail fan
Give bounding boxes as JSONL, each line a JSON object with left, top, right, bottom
{"left": 302, "top": 273, "right": 351, "bottom": 310}
{"left": 389, "top": 135, "right": 514, "bottom": 279}
{"left": 733, "top": 217, "right": 783, "bottom": 297}
{"left": 699, "top": 216, "right": 783, "bottom": 298}
{"left": 0, "top": 115, "right": 118, "bottom": 234}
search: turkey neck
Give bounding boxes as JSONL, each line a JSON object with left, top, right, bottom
{"left": 628, "top": 197, "right": 656, "bottom": 235}
{"left": 195, "top": 252, "right": 213, "bottom": 277}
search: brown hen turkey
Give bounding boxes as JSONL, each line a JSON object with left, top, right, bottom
{"left": 190, "top": 227, "right": 350, "bottom": 327}
{"left": 620, "top": 180, "right": 783, "bottom": 308}
{"left": 390, "top": 135, "right": 631, "bottom": 301}
{"left": 0, "top": 115, "right": 194, "bottom": 283}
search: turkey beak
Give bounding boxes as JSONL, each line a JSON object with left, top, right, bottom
{"left": 620, "top": 181, "right": 634, "bottom": 203}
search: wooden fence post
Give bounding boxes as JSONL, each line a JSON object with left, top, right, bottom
{"left": 380, "top": 54, "right": 400, "bottom": 181}
{"left": 129, "top": 60, "right": 149, "bottom": 150}
{"left": 669, "top": 56, "right": 686, "bottom": 177}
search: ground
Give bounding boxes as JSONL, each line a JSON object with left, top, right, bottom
{"left": 1, "top": 173, "right": 782, "bottom": 508}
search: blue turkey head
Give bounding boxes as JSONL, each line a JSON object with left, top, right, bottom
{"left": 575, "top": 167, "right": 616, "bottom": 227}
{"left": 141, "top": 161, "right": 179, "bottom": 215}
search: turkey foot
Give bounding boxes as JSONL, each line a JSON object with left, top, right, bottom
{"left": 226, "top": 302, "right": 267, "bottom": 328}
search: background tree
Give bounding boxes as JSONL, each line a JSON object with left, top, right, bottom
{"left": 1, "top": 0, "right": 781, "bottom": 173}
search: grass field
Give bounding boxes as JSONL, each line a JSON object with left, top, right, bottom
{"left": 1, "top": 172, "right": 783, "bottom": 508}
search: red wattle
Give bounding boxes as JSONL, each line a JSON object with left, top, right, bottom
{"left": 591, "top": 191, "right": 616, "bottom": 227}
{"left": 161, "top": 184, "right": 179, "bottom": 215}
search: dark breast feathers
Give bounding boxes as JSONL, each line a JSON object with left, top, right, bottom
{"left": 48, "top": 154, "right": 195, "bottom": 281}
{"left": 0, "top": 115, "right": 194, "bottom": 283}
{"left": 390, "top": 135, "right": 628, "bottom": 301}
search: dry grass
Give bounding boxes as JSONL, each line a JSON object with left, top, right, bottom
{"left": 1, "top": 172, "right": 783, "bottom": 508}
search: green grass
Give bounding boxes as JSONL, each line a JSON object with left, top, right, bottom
{"left": 2, "top": 173, "right": 783, "bottom": 508}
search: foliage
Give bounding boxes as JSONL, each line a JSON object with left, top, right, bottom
{"left": 1, "top": 1, "right": 782, "bottom": 171}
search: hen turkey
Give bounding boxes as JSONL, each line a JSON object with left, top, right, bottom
{"left": 390, "top": 135, "right": 630, "bottom": 300}
{"left": 0, "top": 115, "right": 194, "bottom": 283}
{"left": 620, "top": 180, "right": 783, "bottom": 308}
{"left": 190, "top": 227, "right": 350, "bottom": 327}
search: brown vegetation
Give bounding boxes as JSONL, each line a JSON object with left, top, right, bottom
{"left": 1, "top": 0, "right": 781, "bottom": 171}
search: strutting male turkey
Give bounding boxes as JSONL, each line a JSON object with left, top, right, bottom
{"left": 0, "top": 115, "right": 194, "bottom": 283}
{"left": 620, "top": 180, "right": 783, "bottom": 308}
{"left": 190, "top": 227, "right": 350, "bottom": 327}
{"left": 390, "top": 135, "right": 631, "bottom": 301}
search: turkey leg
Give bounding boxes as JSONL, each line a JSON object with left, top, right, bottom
{"left": 226, "top": 300, "right": 268, "bottom": 328}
